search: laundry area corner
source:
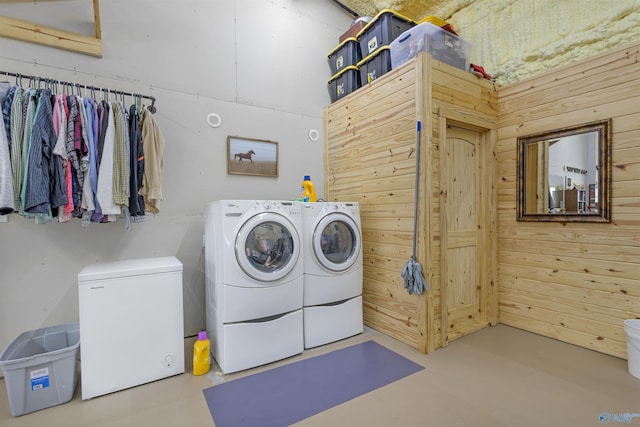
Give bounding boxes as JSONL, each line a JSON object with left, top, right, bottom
{"left": 2, "top": 0, "right": 640, "bottom": 425}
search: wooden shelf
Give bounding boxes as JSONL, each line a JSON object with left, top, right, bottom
{"left": 564, "top": 188, "right": 586, "bottom": 213}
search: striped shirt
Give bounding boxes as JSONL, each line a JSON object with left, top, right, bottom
{"left": 112, "top": 102, "right": 130, "bottom": 206}
{"left": 9, "top": 86, "right": 24, "bottom": 209}
{"left": 24, "top": 89, "right": 67, "bottom": 214}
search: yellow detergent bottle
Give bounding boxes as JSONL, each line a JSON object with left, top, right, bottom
{"left": 193, "top": 331, "right": 211, "bottom": 375}
{"left": 301, "top": 175, "right": 317, "bottom": 202}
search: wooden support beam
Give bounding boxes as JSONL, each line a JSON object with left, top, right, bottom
{"left": 93, "top": 0, "right": 101, "bottom": 39}
{"left": 0, "top": 0, "right": 102, "bottom": 57}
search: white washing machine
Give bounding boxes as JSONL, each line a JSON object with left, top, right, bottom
{"left": 300, "top": 201, "right": 363, "bottom": 348}
{"left": 204, "top": 200, "right": 304, "bottom": 373}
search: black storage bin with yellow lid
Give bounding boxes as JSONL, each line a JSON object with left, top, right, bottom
{"left": 327, "top": 65, "right": 361, "bottom": 103}
{"left": 356, "top": 9, "right": 414, "bottom": 57}
{"left": 328, "top": 37, "right": 362, "bottom": 75}
{"left": 357, "top": 46, "right": 392, "bottom": 85}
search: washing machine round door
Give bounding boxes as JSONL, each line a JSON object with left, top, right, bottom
{"left": 313, "top": 212, "right": 360, "bottom": 272}
{"left": 236, "top": 212, "right": 301, "bottom": 282}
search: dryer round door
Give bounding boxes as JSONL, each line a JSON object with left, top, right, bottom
{"left": 236, "top": 212, "right": 301, "bottom": 283}
{"left": 313, "top": 212, "right": 360, "bottom": 272}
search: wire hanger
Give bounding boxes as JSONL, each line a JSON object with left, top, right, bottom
{"left": 0, "top": 70, "right": 158, "bottom": 113}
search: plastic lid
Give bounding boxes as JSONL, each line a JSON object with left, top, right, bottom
{"left": 198, "top": 331, "right": 208, "bottom": 340}
{"left": 357, "top": 46, "right": 390, "bottom": 66}
{"left": 355, "top": 9, "right": 415, "bottom": 39}
{"left": 327, "top": 37, "right": 359, "bottom": 57}
{"left": 327, "top": 65, "right": 360, "bottom": 84}
{"left": 304, "top": 175, "right": 310, "bottom": 180}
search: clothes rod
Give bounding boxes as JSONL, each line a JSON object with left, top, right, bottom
{"left": 1, "top": 70, "right": 157, "bottom": 113}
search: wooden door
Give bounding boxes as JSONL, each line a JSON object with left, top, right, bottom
{"left": 440, "top": 125, "right": 488, "bottom": 346}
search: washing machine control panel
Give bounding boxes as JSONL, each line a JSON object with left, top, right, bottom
{"left": 252, "top": 200, "right": 300, "bottom": 217}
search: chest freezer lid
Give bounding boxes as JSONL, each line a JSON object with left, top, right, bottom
{"left": 78, "top": 256, "right": 183, "bottom": 282}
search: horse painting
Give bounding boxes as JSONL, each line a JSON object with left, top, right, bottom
{"left": 234, "top": 149, "right": 256, "bottom": 163}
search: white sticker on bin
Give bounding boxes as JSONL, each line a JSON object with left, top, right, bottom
{"left": 30, "top": 368, "right": 50, "bottom": 391}
{"left": 368, "top": 36, "right": 378, "bottom": 53}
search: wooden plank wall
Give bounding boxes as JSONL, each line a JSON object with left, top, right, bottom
{"left": 496, "top": 42, "right": 640, "bottom": 359}
{"left": 324, "top": 56, "right": 427, "bottom": 350}
{"left": 431, "top": 61, "right": 500, "bottom": 346}
{"left": 324, "top": 53, "right": 498, "bottom": 352}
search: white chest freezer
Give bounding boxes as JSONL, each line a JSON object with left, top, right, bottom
{"left": 78, "top": 256, "right": 185, "bottom": 400}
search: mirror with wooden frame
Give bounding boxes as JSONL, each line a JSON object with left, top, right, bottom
{"left": 516, "top": 119, "right": 611, "bottom": 222}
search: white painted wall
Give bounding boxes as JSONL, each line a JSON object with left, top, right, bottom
{"left": 0, "top": 0, "right": 352, "bottom": 352}
{"left": 548, "top": 134, "right": 597, "bottom": 190}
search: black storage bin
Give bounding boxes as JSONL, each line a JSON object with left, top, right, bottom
{"left": 327, "top": 65, "right": 360, "bottom": 103}
{"left": 328, "top": 37, "right": 362, "bottom": 75}
{"left": 356, "top": 9, "right": 414, "bottom": 57}
{"left": 357, "top": 46, "right": 392, "bottom": 84}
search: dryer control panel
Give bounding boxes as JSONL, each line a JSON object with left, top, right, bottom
{"left": 321, "top": 201, "right": 360, "bottom": 217}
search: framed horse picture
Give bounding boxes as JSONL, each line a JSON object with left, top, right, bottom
{"left": 227, "top": 136, "right": 279, "bottom": 177}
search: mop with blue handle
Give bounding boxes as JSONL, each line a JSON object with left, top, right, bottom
{"left": 401, "top": 121, "right": 429, "bottom": 295}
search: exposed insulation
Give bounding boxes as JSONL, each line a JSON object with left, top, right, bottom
{"left": 338, "top": 0, "right": 472, "bottom": 21}
{"left": 337, "top": 0, "right": 640, "bottom": 85}
{"left": 450, "top": 0, "right": 640, "bottom": 84}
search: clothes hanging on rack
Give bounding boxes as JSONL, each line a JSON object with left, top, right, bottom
{"left": 0, "top": 70, "right": 157, "bottom": 114}
{"left": 0, "top": 83, "right": 14, "bottom": 214}
{"left": 128, "top": 104, "right": 144, "bottom": 221}
{"left": 9, "top": 86, "right": 25, "bottom": 210}
{"left": 0, "top": 76, "right": 165, "bottom": 226}
{"left": 24, "top": 89, "right": 67, "bottom": 221}
{"left": 139, "top": 107, "right": 164, "bottom": 214}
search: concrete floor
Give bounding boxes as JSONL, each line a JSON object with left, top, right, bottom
{"left": 1, "top": 324, "right": 639, "bottom": 426}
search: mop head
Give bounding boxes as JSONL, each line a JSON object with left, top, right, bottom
{"left": 401, "top": 258, "right": 429, "bottom": 295}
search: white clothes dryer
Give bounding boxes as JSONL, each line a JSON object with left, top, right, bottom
{"left": 300, "top": 201, "right": 363, "bottom": 349}
{"left": 204, "top": 200, "right": 304, "bottom": 373}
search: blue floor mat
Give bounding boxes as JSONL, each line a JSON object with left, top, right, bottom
{"left": 203, "top": 340, "right": 424, "bottom": 427}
